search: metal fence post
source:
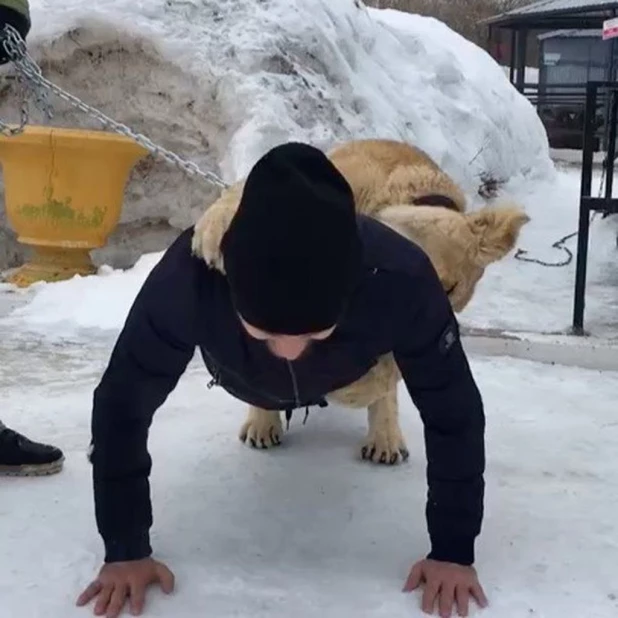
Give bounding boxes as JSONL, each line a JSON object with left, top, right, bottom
{"left": 572, "top": 81, "right": 599, "bottom": 335}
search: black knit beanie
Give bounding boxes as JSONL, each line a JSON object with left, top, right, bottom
{"left": 221, "top": 142, "right": 363, "bottom": 335}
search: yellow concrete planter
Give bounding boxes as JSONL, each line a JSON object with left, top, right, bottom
{"left": 0, "top": 125, "right": 148, "bottom": 287}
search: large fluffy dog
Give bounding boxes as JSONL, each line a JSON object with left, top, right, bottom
{"left": 192, "top": 138, "right": 529, "bottom": 465}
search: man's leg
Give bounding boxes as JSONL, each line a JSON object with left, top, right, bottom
{"left": 0, "top": 422, "right": 64, "bottom": 476}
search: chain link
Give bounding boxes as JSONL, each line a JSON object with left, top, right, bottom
{"left": 0, "top": 25, "right": 228, "bottom": 189}
{"left": 0, "top": 25, "right": 53, "bottom": 135}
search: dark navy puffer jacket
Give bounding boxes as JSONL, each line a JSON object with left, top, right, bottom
{"left": 90, "top": 215, "right": 485, "bottom": 567}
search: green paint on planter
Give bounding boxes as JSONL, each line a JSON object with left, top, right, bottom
{"left": 17, "top": 187, "right": 106, "bottom": 228}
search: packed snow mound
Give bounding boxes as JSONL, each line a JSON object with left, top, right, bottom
{"left": 4, "top": 254, "right": 163, "bottom": 334}
{"left": 6, "top": 0, "right": 552, "bottom": 207}
{"left": 366, "top": 9, "right": 552, "bottom": 188}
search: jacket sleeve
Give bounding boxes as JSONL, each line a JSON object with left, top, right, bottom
{"left": 392, "top": 256, "right": 485, "bottom": 566}
{"left": 89, "top": 229, "right": 199, "bottom": 563}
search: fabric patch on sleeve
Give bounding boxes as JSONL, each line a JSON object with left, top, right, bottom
{"left": 438, "top": 320, "right": 459, "bottom": 355}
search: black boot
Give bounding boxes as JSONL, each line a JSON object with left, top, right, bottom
{"left": 0, "top": 426, "right": 64, "bottom": 476}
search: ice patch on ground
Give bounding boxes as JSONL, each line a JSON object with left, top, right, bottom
{"left": 1, "top": 337, "right": 617, "bottom": 618}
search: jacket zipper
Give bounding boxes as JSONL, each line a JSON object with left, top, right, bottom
{"left": 202, "top": 348, "right": 292, "bottom": 406}
{"left": 286, "top": 360, "right": 301, "bottom": 408}
{"left": 207, "top": 371, "right": 220, "bottom": 389}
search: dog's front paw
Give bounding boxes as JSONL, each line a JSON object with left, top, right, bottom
{"left": 360, "top": 425, "right": 409, "bottom": 465}
{"left": 239, "top": 408, "right": 283, "bottom": 449}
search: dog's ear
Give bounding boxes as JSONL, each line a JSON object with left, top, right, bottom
{"left": 466, "top": 203, "right": 530, "bottom": 267}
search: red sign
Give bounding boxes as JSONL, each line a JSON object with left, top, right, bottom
{"left": 603, "top": 17, "right": 618, "bottom": 40}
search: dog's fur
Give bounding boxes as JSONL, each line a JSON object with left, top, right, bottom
{"left": 192, "top": 138, "right": 530, "bottom": 465}
{"left": 327, "top": 138, "right": 467, "bottom": 216}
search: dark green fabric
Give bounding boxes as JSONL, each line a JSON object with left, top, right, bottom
{"left": 0, "top": 0, "right": 29, "bottom": 21}
{"left": 0, "top": 0, "right": 30, "bottom": 64}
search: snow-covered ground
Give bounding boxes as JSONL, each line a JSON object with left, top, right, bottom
{"left": 1, "top": 321, "right": 617, "bottom": 618}
{"left": 460, "top": 167, "right": 618, "bottom": 338}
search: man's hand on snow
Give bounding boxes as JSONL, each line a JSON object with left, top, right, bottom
{"left": 403, "top": 558, "right": 488, "bottom": 617}
{"left": 76, "top": 557, "right": 175, "bottom": 617}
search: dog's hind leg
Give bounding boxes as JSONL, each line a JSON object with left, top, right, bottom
{"left": 360, "top": 388, "right": 409, "bottom": 465}
{"left": 239, "top": 406, "right": 284, "bottom": 449}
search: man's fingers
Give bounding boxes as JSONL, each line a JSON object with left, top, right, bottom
{"left": 455, "top": 584, "right": 469, "bottom": 617}
{"left": 93, "top": 583, "right": 113, "bottom": 616}
{"left": 438, "top": 582, "right": 456, "bottom": 618}
{"left": 105, "top": 582, "right": 129, "bottom": 618}
{"left": 470, "top": 581, "right": 489, "bottom": 608}
{"left": 402, "top": 563, "right": 423, "bottom": 592}
{"left": 129, "top": 581, "right": 147, "bottom": 616}
{"left": 421, "top": 579, "right": 440, "bottom": 615}
{"left": 157, "top": 564, "right": 175, "bottom": 595}
{"left": 76, "top": 580, "right": 103, "bottom": 607}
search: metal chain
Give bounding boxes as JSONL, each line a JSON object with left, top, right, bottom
{"left": 512, "top": 124, "right": 612, "bottom": 268}
{"left": 0, "top": 25, "right": 228, "bottom": 189}
{"left": 0, "top": 26, "right": 53, "bottom": 135}
{"left": 513, "top": 230, "right": 577, "bottom": 268}
{"left": 514, "top": 211, "right": 603, "bottom": 267}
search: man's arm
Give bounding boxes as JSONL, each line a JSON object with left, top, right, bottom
{"left": 90, "top": 228, "right": 200, "bottom": 563}
{"left": 392, "top": 254, "right": 485, "bottom": 567}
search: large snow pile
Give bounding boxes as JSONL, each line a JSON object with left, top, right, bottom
{"left": 2, "top": 0, "right": 552, "bottom": 214}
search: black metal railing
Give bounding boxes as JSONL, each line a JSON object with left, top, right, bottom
{"left": 572, "top": 81, "right": 618, "bottom": 335}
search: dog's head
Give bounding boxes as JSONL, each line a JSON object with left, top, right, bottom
{"left": 377, "top": 203, "right": 530, "bottom": 312}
